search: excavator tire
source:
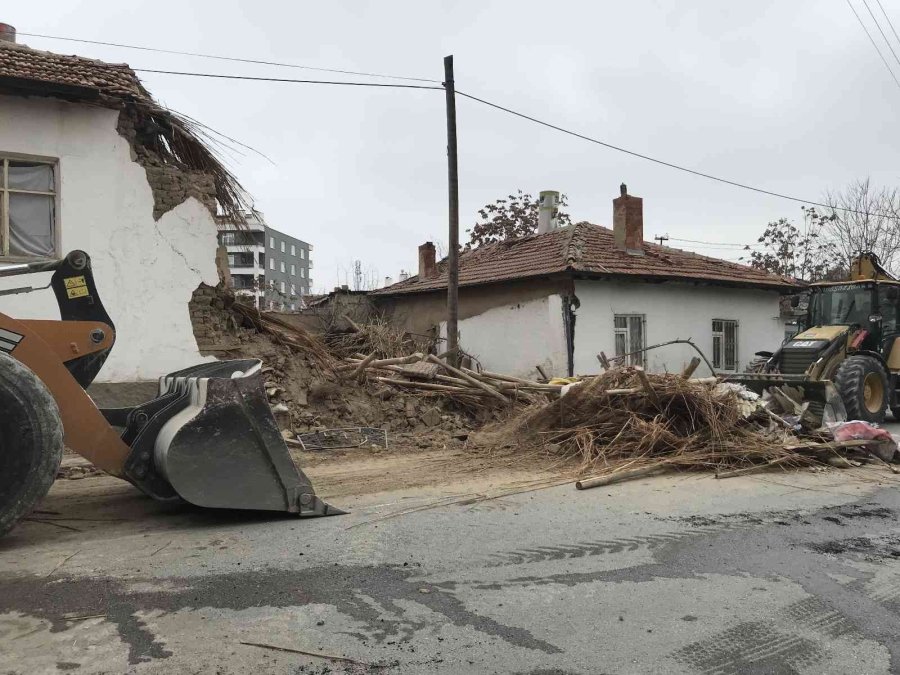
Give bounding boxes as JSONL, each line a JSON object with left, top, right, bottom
{"left": 0, "top": 352, "right": 64, "bottom": 537}
{"left": 834, "top": 354, "right": 889, "bottom": 424}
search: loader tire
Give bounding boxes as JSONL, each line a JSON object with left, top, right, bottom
{"left": 0, "top": 352, "right": 64, "bottom": 537}
{"left": 834, "top": 355, "right": 889, "bottom": 424}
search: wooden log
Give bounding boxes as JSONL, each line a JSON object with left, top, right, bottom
{"left": 374, "top": 377, "right": 490, "bottom": 395}
{"left": 783, "top": 439, "right": 870, "bottom": 452}
{"left": 427, "top": 355, "right": 508, "bottom": 403}
{"left": 352, "top": 351, "right": 378, "bottom": 383}
{"left": 597, "top": 352, "right": 611, "bottom": 371}
{"left": 535, "top": 364, "right": 549, "bottom": 382}
{"left": 575, "top": 465, "right": 670, "bottom": 490}
{"left": 681, "top": 357, "right": 701, "bottom": 379}
{"left": 342, "top": 315, "right": 362, "bottom": 333}
{"left": 715, "top": 456, "right": 793, "bottom": 479}
{"left": 635, "top": 368, "right": 661, "bottom": 406}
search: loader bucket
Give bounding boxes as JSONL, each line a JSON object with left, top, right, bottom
{"left": 123, "top": 359, "right": 343, "bottom": 516}
{"left": 724, "top": 373, "right": 846, "bottom": 426}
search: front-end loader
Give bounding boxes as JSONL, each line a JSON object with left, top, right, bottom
{"left": 0, "top": 250, "right": 341, "bottom": 537}
{"left": 731, "top": 252, "right": 900, "bottom": 424}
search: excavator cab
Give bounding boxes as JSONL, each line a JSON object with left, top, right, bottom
{"left": 0, "top": 251, "right": 341, "bottom": 537}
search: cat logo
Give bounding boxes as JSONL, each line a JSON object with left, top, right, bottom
{"left": 0, "top": 328, "right": 23, "bottom": 354}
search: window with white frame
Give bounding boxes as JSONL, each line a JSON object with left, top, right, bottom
{"left": 221, "top": 232, "right": 236, "bottom": 246}
{"left": 280, "top": 241, "right": 285, "bottom": 253}
{"left": 280, "top": 261, "right": 285, "bottom": 273}
{"left": 270, "top": 236, "right": 275, "bottom": 249}
{"left": 269, "top": 258, "right": 275, "bottom": 270}
{"left": 299, "top": 248, "right": 305, "bottom": 260}
{"left": 290, "top": 264, "right": 295, "bottom": 275}
{"left": 613, "top": 314, "right": 646, "bottom": 367}
{"left": 280, "top": 281, "right": 285, "bottom": 293}
{"left": 1, "top": 157, "right": 58, "bottom": 259}
{"left": 300, "top": 268, "right": 306, "bottom": 278}
{"left": 712, "top": 319, "right": 738, "bottom": 371}
{"left": 291, "top": 244, "right": 296, "bottom": 256}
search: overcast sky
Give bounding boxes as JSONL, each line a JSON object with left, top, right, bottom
{"left": 7, "top": 1, "right": 900, "bottom": 290}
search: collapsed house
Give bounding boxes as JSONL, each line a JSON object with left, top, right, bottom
{"left": 372, "top": 185, "right": 801, "bottom": 379}
{"left": 0, "top": 24, "right": 247, "bottom": 381}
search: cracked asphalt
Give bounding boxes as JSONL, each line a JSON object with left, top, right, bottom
{"left": 3, "top": 453, "right": 900, "bottom": 673}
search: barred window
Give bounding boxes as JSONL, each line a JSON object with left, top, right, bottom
{"left": 614, "top": 314, "right": 646, "bottom": 367}
{"left": 712, "top": 319, "right": 738, "bottom": 371}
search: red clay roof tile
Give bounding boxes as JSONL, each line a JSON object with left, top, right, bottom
{"left": 372, "top": 223, "right": 798, "bottom": 295}
{"left": 0, "top": 40, "right": 149, "bottom": 104}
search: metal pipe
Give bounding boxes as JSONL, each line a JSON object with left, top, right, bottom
{"left": 0, "top": 258, "right": 63, "bottom": 278}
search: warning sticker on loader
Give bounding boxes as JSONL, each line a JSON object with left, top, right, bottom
{"left": 64, "top": 276, "right": 89, "bottom": 299}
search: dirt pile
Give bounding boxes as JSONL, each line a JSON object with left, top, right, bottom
{"left": 189, "top": 285, "right": 486, "bottom": 439}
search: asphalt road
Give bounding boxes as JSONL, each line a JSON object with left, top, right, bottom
{"left": 3, "top": 453, "right": 900, "bottom": 673}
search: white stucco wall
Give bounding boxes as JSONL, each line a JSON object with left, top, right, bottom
{"left": 0, "top": 95, "right": 219, "bottom": 382}
{"left": 573, "top": 279, "right": 785, "bottom": 375}
{"left": 440, "top": 294, "right": 569, "bottom": 379}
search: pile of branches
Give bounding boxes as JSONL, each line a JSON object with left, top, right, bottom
{"left": 520, "top": 367, "right": 874, "bottom": 486}
{"left": 230, "top": 300, "right": 335, "bottom": 370}
{"left": 336, "top": 352, "right": 563, "bottom": 410}
{"left": 326, "top": 315, "right": 435, "bottom": 360}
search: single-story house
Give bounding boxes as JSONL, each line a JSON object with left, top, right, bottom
{"left": 0, "top": 24, "right": 247, "bottom": 381}
{"left": 371, "top": 185, "right": 800, "bottom": 379}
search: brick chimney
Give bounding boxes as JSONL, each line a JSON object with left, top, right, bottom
{"left": 0, "top": 24, "right": 15, "bottom": 43}
{"left": 418, "top": 242, "right": 437, "bottom": 279}
{"left": 613, "top": 183, "right": 644, "bottom": 255}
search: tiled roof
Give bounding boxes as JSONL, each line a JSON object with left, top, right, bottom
{"left": 0, "top": 40, "right": 150, "bottom": 105}
{"left": 372, "top": 222, "right": 799, "bottom": 296}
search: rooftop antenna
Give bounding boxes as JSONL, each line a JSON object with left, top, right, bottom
{"left": 654, "top": 234, "right": 670, "bottom": 246}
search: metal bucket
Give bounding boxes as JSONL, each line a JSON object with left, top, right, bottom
{"left": 124, "top": 359, "right": 342, "bottom": 516}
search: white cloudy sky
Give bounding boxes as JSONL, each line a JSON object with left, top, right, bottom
{"left": 7, "top": 1, "right": 900, "bottom": 290}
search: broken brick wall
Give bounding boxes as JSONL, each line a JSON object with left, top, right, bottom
{"left": 116, "top": 106, "right": 218, "bottom": 221}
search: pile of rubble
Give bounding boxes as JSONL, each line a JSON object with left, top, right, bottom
{"left": 189, "top": 286, "right": 504, "bottom": 441}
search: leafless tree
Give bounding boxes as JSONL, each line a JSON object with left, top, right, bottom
{"left": 811, "top": 178, "right": 900, "bottom": 273}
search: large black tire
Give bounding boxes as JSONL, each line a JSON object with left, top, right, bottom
{"left": 834, "top": 355, "right": 890, "bottom": 424}
{"left": 0, "top": 352, "right": 64, "bottom": 537}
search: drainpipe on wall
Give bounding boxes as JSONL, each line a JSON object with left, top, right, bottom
{"left": 561, "top": 293, "right": 580, "bottom": 377}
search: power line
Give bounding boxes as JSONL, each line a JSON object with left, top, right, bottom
{"left": 455, "top": 89, "right": 897, "bottom": 220}
{"left": 861, "top": 0, "right": 900, "bottom": 68}
{"left": 844, "top": 0, "right": 900, "bottom": 93}
{"left": 16, "top": 31, "right": 440, "bottom": 83}
{"left": 666, "top": 237, "right": 759, "bottom": 248}
{"left": 875, "top": 0, "right": 900, "bottom": 54}
{"left": 132, "top": 68, "right": 443, "bottom": 90}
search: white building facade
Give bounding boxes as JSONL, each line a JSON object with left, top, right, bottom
{"left": 380, "top": 185, "right": 798, "bottom": 380}
{"left": 0, "top": 34, "right": 236, "bottom": 381}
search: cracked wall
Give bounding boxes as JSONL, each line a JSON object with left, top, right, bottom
{"left": 0, "top": 94, "right": 219, "bottom": 381}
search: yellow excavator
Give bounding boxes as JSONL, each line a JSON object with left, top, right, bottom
{"left": 733, "top": 252, "right": 900, "bottom": 424}
{"left": 0, "top": 251, "right": 341, "bottom": 537}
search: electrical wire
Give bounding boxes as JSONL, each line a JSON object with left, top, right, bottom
{"left": 874, "top": 0, "right": 900, "bottom": 54}
{"left": 665, "top": 237, "right": 759, "bottom": 248}
{"left": 455, "top": 89, "right": 897, "bottom": 220}
{"left": 861, "top": 0, "right": 900, "bottom": 68}
{"left": 15, "top": 31, "right": 440, "bottom": 83}
{"left": 844, "top": 0, "right": 900, "bottom": 92}
{"left": 132, "top": 68, "right": 443, "bottom": 90}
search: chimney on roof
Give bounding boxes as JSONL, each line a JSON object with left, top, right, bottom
{"left": 418, "top": 242, "right": 437, "bottom": 279}
{"left": 613, "top": 183, "right": 644, "bottom": 256}
{"left": 0, "top": 24, "right": 15, "bottom": 43}
{"left": 399, "top": 269, "right": 409, "bottom": 282}
{"left": 537, "top": 190, "right": 560, "bottom": 234}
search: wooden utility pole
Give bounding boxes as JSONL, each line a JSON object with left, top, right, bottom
{"left": 444, "top": 55, "right": 460, "bottom": 367}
